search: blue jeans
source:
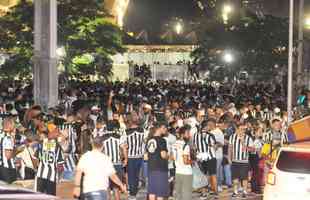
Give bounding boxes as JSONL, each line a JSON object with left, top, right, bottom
{"left": 216, "top": 158, "right": 223, "bottom": 186}
{"left": 83, "top": 190, "right": 107, "bottom": 200}
{"left": 63, "top": 170, "right": 74, "bottom": 181}
{"left": 142, "top": 161, "right": 148, "bottom": 179}
{"left": 128, "top": 158, "right": 143, "bottom": 196}
{"left": 223, "top": 164, "right": 232, "bottom": 186}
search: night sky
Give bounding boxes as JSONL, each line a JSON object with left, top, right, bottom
{"left": 124, "top": 0, "right": 198, "bottom": 33}
{"left": 124, "top": 0, "right": 310, "bottom": 33}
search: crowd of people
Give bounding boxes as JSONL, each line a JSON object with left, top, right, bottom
{"left": 0, "top": 79, "right": 305, "bottom": 200}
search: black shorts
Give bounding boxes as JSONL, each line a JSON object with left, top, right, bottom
{"left": 199, "top": 158, "right": 217, "bottom": 176}
{"left": 169, "top": 168, "right": 175, "bottom": 178}
{"left": 0, "top": 166, "right": 17, "bottom": 184}
{"left": 232, "top": 162, "right": 249, "bottom": 180}
{"left": 110, "top": 165, "right": 124, "bottom": 189}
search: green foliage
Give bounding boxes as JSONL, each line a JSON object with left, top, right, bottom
{"left": 192, "top": 5, "right": 291, "bottom": 81}
{"left": 0, "top": 0, "right": 125, "bottom": 80}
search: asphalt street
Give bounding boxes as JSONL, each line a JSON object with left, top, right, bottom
{"left": 129, "top": 188, "right": 263, "bottom": 200}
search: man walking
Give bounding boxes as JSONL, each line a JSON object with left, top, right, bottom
{"left": 73, "top": 136, "right": 126, "bottom": 200}
{"left": 229, "top": 122, "right": 255, "bottom": 198}
{"left": 102, "top": 122, "right": 127, "bottom": 200}
{"left": 125, "top": 112, "right": 145, "bottom": 200}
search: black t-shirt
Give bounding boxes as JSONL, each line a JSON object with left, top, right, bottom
{"left": 146, "top": 136, "right": 168, "bottom": 172}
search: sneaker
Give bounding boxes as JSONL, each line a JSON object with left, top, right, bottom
{"left": 232, "top": 192, "right": 238, "bottom": 198}
{"left": 211, "top": 192, "right": 219, "bottom": 199}
{"left": 217, "top": 186, "right": 223, "bottom": 192}
{"left": 199, "top": 193, "right": 208, "bottom": 200}
{"left": 210, "top": 192, "right": 218, "bottom": 196}
{"left": 128, "top": 196, "right": 137, "bottom": 200}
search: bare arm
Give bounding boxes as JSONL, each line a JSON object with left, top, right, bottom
{"left": 110, "top": 173, "right": 126, "bottom": 192}
{"left": 160, "top": 150, "right": 169, "bottom": 160}
{"left": 73, "top": 169, "right": 83, "bottom": 198}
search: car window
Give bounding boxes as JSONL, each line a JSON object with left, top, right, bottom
{"left": 276, "top": 151, "right": 310, "bottom": 174}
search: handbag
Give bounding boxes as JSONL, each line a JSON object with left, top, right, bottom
{"left": 192, "top": 162, "right": 208, "bottom": 190}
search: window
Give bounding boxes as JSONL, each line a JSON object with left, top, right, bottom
{"left": 276, "top": 151, "right": 310, "bottom": 174}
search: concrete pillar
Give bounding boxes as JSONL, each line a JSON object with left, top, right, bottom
{"left": 33, "top": 0, "right": 58, "bottom": 110}
{"left": 297, "top": 0, "right": 304, "bottom": 87}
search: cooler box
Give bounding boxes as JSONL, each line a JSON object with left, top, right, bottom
{"left": 287, "top": 116, "right": 310, "bottom": 142}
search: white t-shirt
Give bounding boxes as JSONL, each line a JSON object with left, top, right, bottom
{"left": 164, "top": 134, "right": 177, "bottom": 169}
{"left": 172, "top": 140, "right": 192, "bottom": 175}
{"left": 211, "top": 128, "right": 224, "bottom": 159}
{"left": 77, "top": 150, "right": 115, "bottom": 193}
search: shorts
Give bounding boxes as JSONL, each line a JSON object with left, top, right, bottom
{"left": 232, "top": 162, "right": 249, "bottom": 180}
{"left": 148, "top": 170, "right": 169, "bottom": 197}
{"left": 109, "top": 165, "right": 124, "bottom": 189}
{"left": 0, "top": 166, "right": 17, "bottom": 184}
{"left": 169, "top": 168, "right": 175, "bottom": 178}
{"left": 199, "top": 158, "right": 217, "bottom": 176}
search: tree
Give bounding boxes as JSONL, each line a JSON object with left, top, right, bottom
{"left": 0, "top": 0, "right": 125, "bottom": 81}
{"left": 191, "top": 2, "right": 292, "bottom": 81}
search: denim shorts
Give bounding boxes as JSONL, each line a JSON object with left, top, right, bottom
{"left": 83, "top": 190, "right": 107, "bottom": 200}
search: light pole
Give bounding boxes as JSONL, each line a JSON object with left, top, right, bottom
{"left": 287, "top": 0, "right": 294, "bottom": 123}
{"left": 297, "top": 0, "right": 304, "bottom": 87}
{"left": 34, "top": 0, "right": 58, "bottom": 110}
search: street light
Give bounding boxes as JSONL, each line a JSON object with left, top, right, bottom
{"left": 223, "top": 4, "right": 233, "bottom": 15}
{"left": 223, "top": 52, "right": 234, "bottom": 63}
{"left": 175, "top": 22, "right": 183, "bottom": 35}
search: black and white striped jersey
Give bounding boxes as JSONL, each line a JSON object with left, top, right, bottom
{"left": 102, "top": 133, "right": 126, "bottom": 165}
{"left": 192, "top": 132, "right": 216, "bottom": 161}
{"left": 229, "top": 133, "right": 254, "bottom": 163}
{"left": 0, "top": 111, "right": 10, "bottom": 120}
{"left": 59, "top": 123, "right": 78, "bottom": 172}
{"left": 0, "top": 133, "right": 15, "bottom": 169}
{"left": 36, "top": 138, "right": 65, "bottom": 182}
{"left": 263, "top": 130, "right": 288, "bottom": 145}
{"left": 126, "top": 127, "right": 145, "bottom": 159}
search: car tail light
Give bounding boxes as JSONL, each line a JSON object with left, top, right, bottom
{"left": 267, "top": 171, "right": 276, "bottom": 185}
